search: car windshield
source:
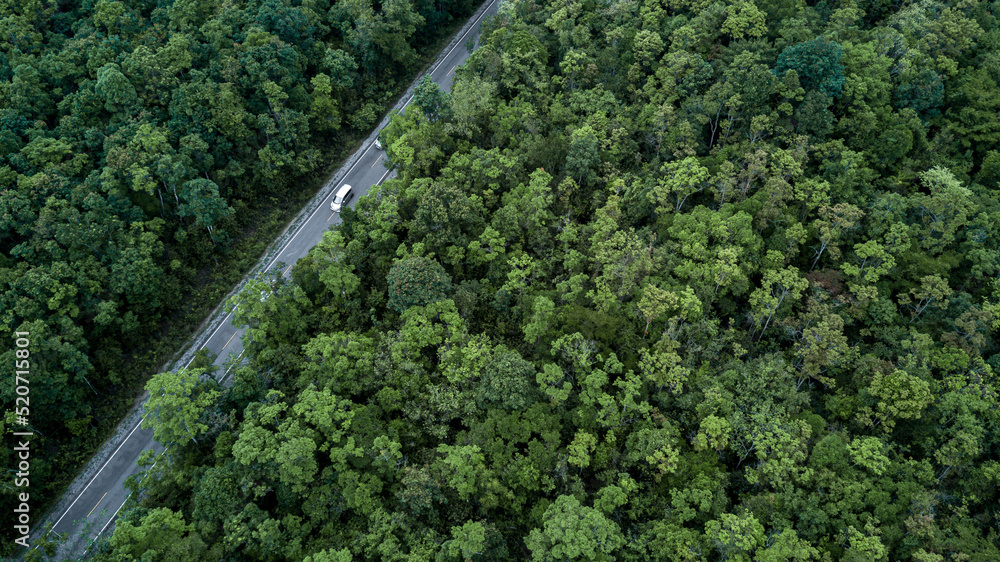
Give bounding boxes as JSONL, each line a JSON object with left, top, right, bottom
{"left": 334, "top": 195, "right": 343, "bottom": 204}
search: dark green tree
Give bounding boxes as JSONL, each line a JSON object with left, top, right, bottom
{"left": 413, "top": 74, "right": 452, "bottom": 122}
{"left": 386, "top": 255, "right": 453, "bottom": 313}
{"left": 774, "top": 37, "right": 846, "bottom": 98}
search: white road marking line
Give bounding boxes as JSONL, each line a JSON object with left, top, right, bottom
{"left": 377, "top": 168, "right": 393, "bottom": 185}
{"left": 49, "top": 418, "right": 146, "bottom": 531}
{"left": 83, "top": 494, "right": 129, "bottom": 555}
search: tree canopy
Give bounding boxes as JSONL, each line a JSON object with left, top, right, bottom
{"left": 9, "top": 0, "right": 1000, "bottom": 559}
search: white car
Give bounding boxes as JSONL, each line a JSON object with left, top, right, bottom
{"left": 375, "top": 137, "right": 382, "bottom": 150}
{"left": 331, "top": 184, "right": 354, "bottom": 213}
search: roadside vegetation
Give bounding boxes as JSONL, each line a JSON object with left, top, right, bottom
{"left": 0, "top": 0, "right": 481, "bottom": 555}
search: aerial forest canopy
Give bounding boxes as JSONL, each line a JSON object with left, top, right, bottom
{"left": 0, "top": 0, "right": 480, "bottom": 555}
{"left": 8, "top": 0, "right": 1000, "bottom": 558}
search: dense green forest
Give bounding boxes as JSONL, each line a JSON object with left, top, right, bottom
{"left": 9, "top": 0, "right": 1000, "bottom": 558}
{"left": 0, "top": 0, "right": 481, "bottom": 555}
{"left": 60, "top": 0, "right": 1000, "bottom": 559}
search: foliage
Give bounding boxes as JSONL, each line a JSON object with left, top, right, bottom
{"left": 774, "top": 37, "right": 846, "bottom": 98}
{"left": 32, "top": 0, "right": 1000, "bottom": 559}
{"left": 386, "top": 255, "right": 454, "bottom": 312}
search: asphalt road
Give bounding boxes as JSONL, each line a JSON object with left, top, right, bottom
{"left": 40, "top": 2, "right": 501, "bottom": 558}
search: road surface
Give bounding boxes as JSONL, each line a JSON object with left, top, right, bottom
{"left": 37, "top": 2, "right": 501, "bottom": 558}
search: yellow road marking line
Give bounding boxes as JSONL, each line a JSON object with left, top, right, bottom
{"left": 283, "top": 263, "right": 293, "bottom": 275}
{"left": 447, "top": 65, "right": 456, "bottom": 75}
{"left": 87, "top": 493, "right": 107, "bottom": 517}
{"left": 221, "top": 332, "right": 236, "bottom": 351}
{"left": 372, "top": 154, "right": 383, "bottom": 168}
{"left": 328, "top": 212, "right": 335, "bottom": 221}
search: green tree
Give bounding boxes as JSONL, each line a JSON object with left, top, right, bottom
{"left": 446, "top": 74, "right": 497, "bottom": 140}
{"left": 142, "top": 367, "right": 220, "bottom": 446}
{"left": 632, "top": 30, "right": 665, "bottom": 73}
{"left": 976, "top": 150, "right": 1000, "bottom": 189}
{"left": 894, "top": 67, "right": 944, "bottom": 116}
{"left": 721, "top": 0, "right": 767, "bottom": 40}
{"left": 308, "top": 73, "right": 342, "bottom": 131}
{"left": 525, "top": 495, "right": 625, "bottom": 561}
{"left": 810, "top": 203, "right": 863, "bottom": 270}
{"left": 750, "top": 265, "right": 807, "bottom": 338}
{"left": 911, "top": 166, "right": 974, "bottom": 254}
{"left": 587, "top": 194, "right": 656, "bottom": 311}
{"left": 441, "top": 521, "right": 488, "bottom": 561}
{"left": 473, "top": 343, "right": 538, "bottom": 411}
{"left": 668, "top": 206, "right": 760, "bottom": 302}
{"left": 755, "top": 528, "right": 820, "bottom": 561}
{"left": 774, "top": 37, "right": 846, "bottom": 98}
{"left": 861, "top": 368, "right": 932, "bottom": 432}
{"left": 705, "top": 510, "right": 765, "bottom": 562}
{"left": 177, "top": 178, "right": 233, "bottom": 243}
{"left": 108, "top": 508, "right": 208, "bottom": 561}
{"left": 523, "top": 296, "right": 556, "bottom": 345}
{"left": 647, "top": 156, "right": 710, "bottom": 216}
{"left": 191, "top": 464, "right": 243, "bottom": 525}
{"left": 436, "top": 444, "right": 486, "bottom": 500}
{"left": 566, "top": 124, "right": 601, "bottom": 186}
{"left": 413, "top": 74, "right": 452, "bottom": 122}
{"left": 386, "top": 256, "right": 453, "bottom": 313}
{"left": 94, "top": 63, "right": 138, "bottom": 112}
{"left": 410, "top": 181, "right": 484, "bottom": 263}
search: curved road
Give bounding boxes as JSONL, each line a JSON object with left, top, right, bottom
{"left": 39, "top": 2, "right": 501, "bottom": 558}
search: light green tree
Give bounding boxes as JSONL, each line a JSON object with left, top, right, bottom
{"left": 647, "top": 156, "right": 710, "bottom": 216}
{"left": 108, "top": 508, "right": 207, "bottom": 560}
{"left": 142, "top": 367, "right": 219, "bottom": 446}
{"left": 899, "top": 274, "right": 952, "bottom": 323}
{"left": 847, "top": 436, "right": 890, "bottom": 476}
{"left": 721, "top": 0, "right": 767, "bottom": 40}
{"left": 843, "top": 518, "right": 888, "bottom": 561}
{"left": 862, "top": 369, "right": 932, "bottom": 432}
{"left": 793, "top": 307, "right": 850, "bottom": 388}
{"left": 523, "top": 296, "right": 556, "bottom": 345}
{"left": 525, "top": 495, "right": 625, "bottom": 561}
{"left": 911, "top": 166, "right": 975, "bottom": 254}
{"left": 567, "top": 430, "right": 598, "bottom": 473}
{"left": 750, "top": 266, "right": 807, "bottom": 338}
{"left": 441, "top": 521, "right": 488, "bottom": 561}
{"left": 303, "top": 548, "right": 353, "bottom": 562}
{"left": 755, "top": 528, "right": 820, "bottom": 561}
{"left": 312, "top": 230, "right": 361, "bottom": 300}
{"left": 810, "top": 203, "right": 863, "bottom": 270}
{"left": 705, "top": 510, "right": 765, "bottom": 562}
{"left": 436, "top": 444, "right": 486, "bottom": 500}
